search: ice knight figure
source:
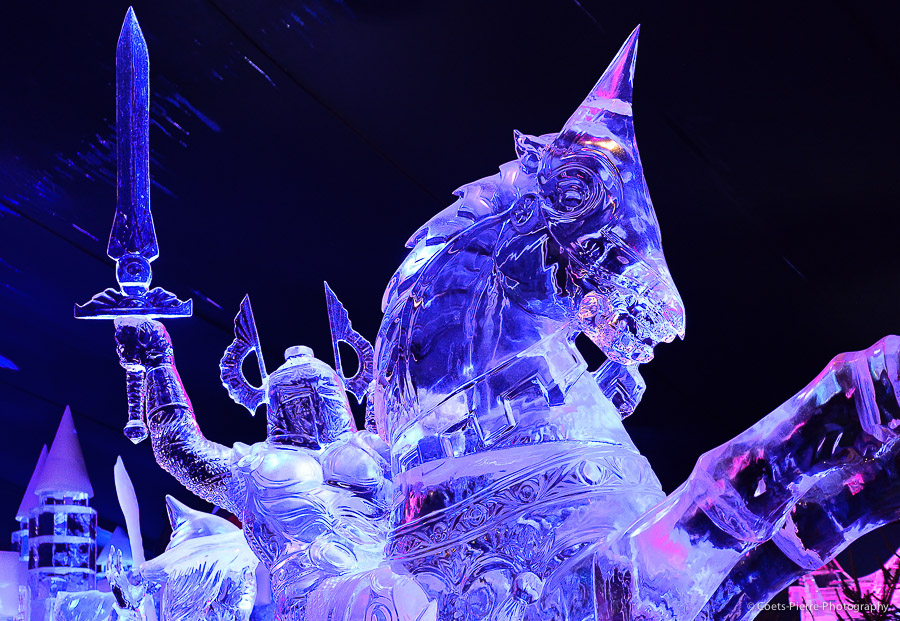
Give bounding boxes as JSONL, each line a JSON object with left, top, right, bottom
{"left": 104, "top": 21, "right": 900, "bottom": 621}
{"left": 113, "top": 298, "right": 395, "bottom": 621}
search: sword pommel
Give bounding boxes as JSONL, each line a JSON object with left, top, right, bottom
{"left": 117, "top": 254, "right": 151, "bottom": 296}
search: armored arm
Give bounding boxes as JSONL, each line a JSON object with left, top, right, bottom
{"left": 115, "top": 318, "right": 242, "bottom": 516}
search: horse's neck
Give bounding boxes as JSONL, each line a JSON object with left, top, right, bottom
{"left": 388, "top": 303, "right": 637, "bottom": 477}
{"left": 401, "top": 221, "right": 569, "bottom": 392}
{"left": 380, "top": 219, "right": 638, "bottom": 477}
{"left": 394, "top": 221, "right": 557, "bottom": 412}
{"left": 410, "top": 290, "right": 550, "bottom": 406}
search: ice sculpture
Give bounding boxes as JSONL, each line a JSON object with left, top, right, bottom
{"left": 787, "top": 553, "right": 900, "bottom": 621}
{"left": 112, "top": 457, "right": 157, "bottom": 621}
{"left": 12, "top": 446, "right": 48, "bottom": 563}
{"left": 150, "top": 498, "right": 257, "bottom": 620}
{"left": 28, "top": 407, "right": 97, "bottom": 621}
{"left": 73, "top": 7, "right": 192, "bottom": 446}
{"left": 0, "top": 551, "right": 24, "bottom": 620}
{"left": 93, "top": 12, "right": 900, "bottom": 621}
{"left": 108, "top": 497, "right": 258, "bottom": 621}
{"left": 106, "top": 548, "right": 143, "bottom": 621}
{"left": 114, "top": 307, "right": 396, "bottom": 620}
{"left": 49, "top": 590, "right": 114, "bottom": 621}
{"left": 96, "top": 528, "right": 132, "bottom": 577}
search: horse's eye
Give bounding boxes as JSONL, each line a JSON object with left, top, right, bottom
{"left": 544, "top": 168, "right": 599, "bottom": 221}
{"left": 560, "top": 186, "right": 585, "bottom": 211}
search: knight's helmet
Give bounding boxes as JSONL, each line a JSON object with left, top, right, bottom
{"left": 518, "top": 26, "right": 685, "bottom": 365}
{"left": 219, "top": 295, "right": 357, "bottom": 448}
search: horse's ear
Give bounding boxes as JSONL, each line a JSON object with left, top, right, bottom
{"left": 557, "top": 25, "right": 640, "bottom": 138}
{"left": 513, "top": 130, "right": 543, "bottom": 173}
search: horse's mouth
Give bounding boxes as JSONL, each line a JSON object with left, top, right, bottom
{"left": 566, "top": 230, "right": 684, "bottom": 365}
{"left": 576, "top": 288, "right": 682, "bottom": 365}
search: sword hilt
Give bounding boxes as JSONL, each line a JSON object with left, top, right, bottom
{"left": 74, "top": 292, "right": 190, "bottom": 443}
{"left": 123, "top": 365, "right": 148, "bottom": 444}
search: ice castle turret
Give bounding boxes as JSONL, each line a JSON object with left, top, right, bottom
{"left": 12, "top": 445, "right": 47, "bottom": 562}
{"left": 27, "top": 406, "right": 96, "bottom": 619}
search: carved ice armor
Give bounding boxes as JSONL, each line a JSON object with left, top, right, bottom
{"left": 115, "top": 317, "right": 395, "bottom": 620}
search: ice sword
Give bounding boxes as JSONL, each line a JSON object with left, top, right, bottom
{"left": 75, "top": 8, "right": 191, "bottom": 444}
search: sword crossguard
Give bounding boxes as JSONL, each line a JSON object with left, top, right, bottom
{"left": 74, "top": 287, "right": 192, "bottom": 319}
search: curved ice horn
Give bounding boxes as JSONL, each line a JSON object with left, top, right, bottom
{"left": 164, "top": 495, "right": 196, "bottom": 531}
{"left": 219, "top": 294, "right": 268, "bottom": 414}
{"left": 557, "top": 25, "right": 640, "bottom": 138}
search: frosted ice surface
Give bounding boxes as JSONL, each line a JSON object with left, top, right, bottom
{"left": 108, "top": 499, "right": 259, "bottom": 621}
{"left": 50, "top": 591, "right": 114, "bottom": 621}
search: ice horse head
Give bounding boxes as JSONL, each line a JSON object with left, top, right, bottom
{"left": 374, "top": 29, "right": 675, "bottom": 616}
{"left": 375, "top": 26, "right": 683, "bottom": 470}
{"left": 532, "top": 25, "right": 684, "bottom": 365}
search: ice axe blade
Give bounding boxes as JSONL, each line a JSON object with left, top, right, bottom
{"left": 219, "top": 295, "right": 267, "bottom": 414}
{"left": 324, "top": 282, "right": 374, "bottom": 406}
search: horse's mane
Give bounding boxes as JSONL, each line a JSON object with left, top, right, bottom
{"left": 381, "top": 160, "right": 524, "bottom": 314}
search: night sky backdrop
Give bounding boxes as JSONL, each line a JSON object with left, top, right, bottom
{"left": 2, "top": 0, "right": 900, "bottom": 599}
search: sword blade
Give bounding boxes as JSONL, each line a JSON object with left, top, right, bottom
{"left": 108, "top": 7, "right": 157, "bottom": 262}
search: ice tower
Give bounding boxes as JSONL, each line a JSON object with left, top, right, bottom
{"left": 12, "top": 445, "right": 47, "bottom": 562}
{"left": 27, "top": 407, "right": 96, "bottom": 619}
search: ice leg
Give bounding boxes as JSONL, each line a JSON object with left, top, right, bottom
{"left": 594, "top": 336, "right": 900, "bottom": 621}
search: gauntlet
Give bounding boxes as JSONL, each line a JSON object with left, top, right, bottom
{"left": 114, "top": 316, "right": 239, "bottom": 514}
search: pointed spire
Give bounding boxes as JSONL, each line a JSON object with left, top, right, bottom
{"left": 560, "top": 26, "right": 640, "bottom": 134}
{"left": 15, "top": 445, "right": 48, "bottom": 521}
{"left": 114, "top": 456, "right": 146, "bottom": 565}
{"left": 34, "top": 406, "right": 94, "bottom": 499}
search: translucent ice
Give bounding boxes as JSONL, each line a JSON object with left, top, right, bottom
{"left": 108, "top": 498, "right": 259, "bottom": 621}
{"left": 50, "top": 590, "right": 114, "bottom": 621}
{"left": 29, "top": 408, "right": 97, "bottom": 612}
{"left": 106, "top": 22, "right": 900, "bottom": 621}
{"left": 144, "top": 497, "right": 258, "bottom": 621}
